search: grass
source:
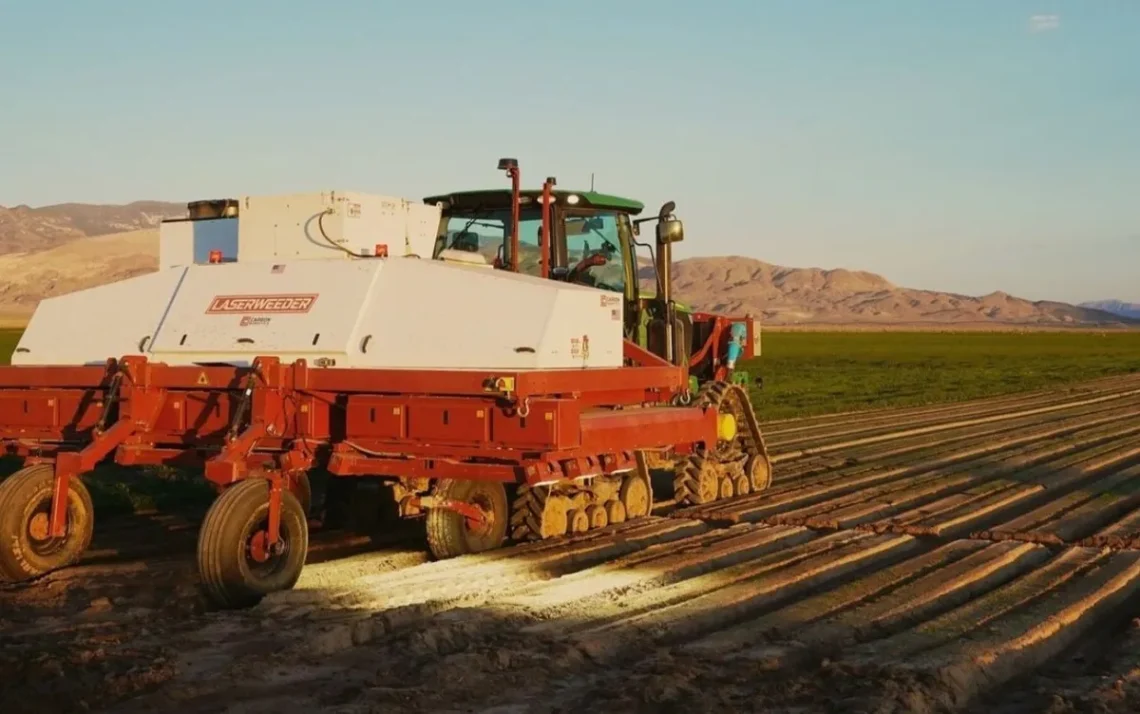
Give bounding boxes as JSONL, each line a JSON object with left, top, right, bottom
{"left": 0, "top": 329, "right": 17, "bottom": 363}
{"left": 4, "top": 327, "right": 1140, "bottom": 517}
{"left": 743, "top": 331, "right": 1140, "bottom": 421}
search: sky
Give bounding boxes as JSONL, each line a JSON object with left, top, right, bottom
{"left": 0, "top": 0, "right": 1137, "bottom": 304}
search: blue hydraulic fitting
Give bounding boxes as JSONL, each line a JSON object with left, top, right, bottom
{"left": 726, "top": 322, "right": 748, "bottom": 370}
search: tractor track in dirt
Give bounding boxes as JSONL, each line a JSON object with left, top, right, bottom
{"left": 5, "top": 374, "right": 1140, "bottom": 713}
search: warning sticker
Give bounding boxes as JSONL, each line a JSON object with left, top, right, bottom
{"left": 600, "top": 294, "right": 622, "bottom": 308}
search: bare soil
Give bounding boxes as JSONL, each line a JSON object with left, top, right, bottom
{"left": 5, "top": 375, "right": 1140, "bottom": 713}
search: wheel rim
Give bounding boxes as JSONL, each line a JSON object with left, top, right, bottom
{"left": 587, "top": 504, "right": 608, "bottom": 529}
{"left": 606, "top": 500, "right": 626, "bottom": 524}
{"left": 243, "top": 517, "right": 294, "bottom": 580}
{"left": 465, "top": 491, "right": 497, "bottom": 538}
{"left": 569, "top": 509, "right": 589, "bottom": 533}
{"left": 718, "top": 476, "right": 734, "bottom": 499}
{"left": 734, "top": 475, "right": 751, "bottom": 496}
{"left": 748, "top": 455, "right": 772, "bottom": 491}
{"left": 23, "top": 494, "right": 74, "bottom": 558}
{"left": 457, "top": 482, "right": 508, "bottom": 551}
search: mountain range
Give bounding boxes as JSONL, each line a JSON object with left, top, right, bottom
{"left": 0, "top": 201, "right": 1134, "bottom": 328}
{"left": 1079, "top": 300, "right": 1140, "bottom": 320}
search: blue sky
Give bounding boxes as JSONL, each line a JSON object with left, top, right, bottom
{"left": 1, "top": 0, "right": 1136, "bottom": 304}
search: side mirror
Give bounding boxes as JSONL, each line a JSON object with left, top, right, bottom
{"left": 656, "top": 217, "right": 684, "bottom": 244}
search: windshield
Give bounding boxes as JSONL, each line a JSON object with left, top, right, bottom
{"left": 565, "top": 212, "right": 629, "bottom": 293}
{"left": 433, "top": 208, "right": 544, "bottom": 275}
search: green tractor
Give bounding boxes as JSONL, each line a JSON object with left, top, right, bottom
{"left": 424, "top": 159, "right": 771, "bottom": 502}
{"left": 424, "top": 158, "right": 762, "bottom": 396}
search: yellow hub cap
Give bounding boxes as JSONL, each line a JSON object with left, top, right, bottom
{"left": 717, "top": 413, "right": 737, "bottom": 442}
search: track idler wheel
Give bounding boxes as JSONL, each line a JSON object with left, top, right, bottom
{"left": 425, "top": 479, "right": 508, "bottom": 559}
{"left": 586, "top": 503, "right": 609, "bottom": 530}
{"left": 567, "top": 509, "right": 590, "bottom": 534}
{"left": 0, "top": 464, "right": 94, "bottom": 583}
{"left": 197, "top": 478, "right": 309, "bottom": 609}
{"left": 619, "top": 470, "right": 653, "bottom": 519}
{"left": 605, "top": 499, "right": 627, "bottom": 525}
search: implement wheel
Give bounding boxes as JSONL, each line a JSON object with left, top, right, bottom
{"left": 0, "top": 464, "right": 94, "bottom": 582}
{"left": 196, "top": 479, "right": 309, "bottom": 609}
{"left": 426, "top": 480, "right": 508, "bottom": 559}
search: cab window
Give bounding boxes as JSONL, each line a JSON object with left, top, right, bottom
{"left": 435, "top": 209, "right": 544, "bottom": 274}
{"left": 564, "top": 212, "right": 627, "bottom": 293}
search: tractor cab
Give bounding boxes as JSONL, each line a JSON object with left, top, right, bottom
{"left": 425, "top": 188, "right": 639, "bottom": 291}
{"left": 424, "top": 158, "right": 760, "bottom": 388}
{"left": 423, "top": 185, "right": 652, "bottom": 344}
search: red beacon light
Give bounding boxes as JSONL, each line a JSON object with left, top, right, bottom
{"left": 374, "top": 244, "right": 389, "bottom": 258}
{"left": 208, "top": 250, "right": 223, "bottom": 264}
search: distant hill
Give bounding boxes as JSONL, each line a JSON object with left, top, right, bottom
{"left": 0, "top": 230, "right": 158, "bottom": 316}
{"left": 1080, "top": 300, "right": 1140, "bottom": 320}
{"left": 641, "top": 256, "right": 1135, "bottom": 327}
{"left": 0, "top": 201, "right": 1134, "bottom": 328}
{"left": 0, "top": 201, "right": 184, "bottom": 255}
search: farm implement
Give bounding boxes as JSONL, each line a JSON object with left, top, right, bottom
{"left": 0, "top": 159, "right": 771, "bottom": 607}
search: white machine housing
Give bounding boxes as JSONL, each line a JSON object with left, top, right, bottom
{"left": 158, "top": 190, "right": 442, "bottom": 269}
{"left": 237, "top": 191, "right": 441, "bottom": 262}
{"left": 12, "top": 256, "right": 624, "bottom": 370}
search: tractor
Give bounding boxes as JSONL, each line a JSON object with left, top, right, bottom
{"left": 0, "top": 159, "right": 772, "bottom": 607}
{"left": 425, "top": 158, "right": 762, "bottom": 393}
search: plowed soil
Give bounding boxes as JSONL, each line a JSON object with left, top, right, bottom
{"left": 6, "top": 375, "right": 1140, "bottom": 713}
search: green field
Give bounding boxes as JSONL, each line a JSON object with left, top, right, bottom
{"left": 6, "top": 327, "right": 1140, "bottom": 423}
{"left": 0, "top": 329, "right": 17, "bottom": 363}
{"left": 743, "top": 330, "right": 1140, "bottom": 421}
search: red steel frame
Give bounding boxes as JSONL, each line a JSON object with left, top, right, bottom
{"left": 0, "top": 340, "right": 718, "bottom": 546}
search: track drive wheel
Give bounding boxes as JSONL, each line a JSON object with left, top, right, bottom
{"left": 425, "top": 479, "right": 508, "bottom": 559}
{"left": 0, "top": 464, "right": 94, "bottom": 582}
{"left": 197, "top": 478, "right": 309, "bottom": 609}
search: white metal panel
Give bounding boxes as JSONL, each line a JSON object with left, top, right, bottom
{"left": 11, "top": 268, "right": 188, "bottom": 366}
{"left": 404, "top": 201, "right": 442, "bottom": 258}
{"left": 236, "top": 191, "right": 442, "bottom": 262}
{"left": 159, "top": 221, "right": 194, "bottom": 269}
{"left": 350, "top": 259, "right": 622, "bottom": 370}
{"left": 11, "top": 256, "right": 623, "bottom": 370}
{"left": 148, "top": 260, "right": 381, "bottom": 363}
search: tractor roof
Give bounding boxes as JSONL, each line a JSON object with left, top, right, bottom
{"left": 423, "top": 189, "right": 645, "bottom": 215}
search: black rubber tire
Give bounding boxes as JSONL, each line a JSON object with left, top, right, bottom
{"left": 196, "top": 478, "right": 309, "bottom": 609}
{"left": 425, "top": 479, "right": 508, "bottom": 560}
{"left": 0, "top": 464, "right": 94, "bottom": 582}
